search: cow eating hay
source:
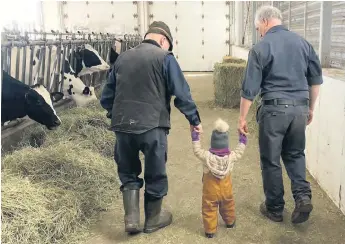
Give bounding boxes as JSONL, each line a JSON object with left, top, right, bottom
{"left": 18, "top": 100, "right": 114, "bottom": 158}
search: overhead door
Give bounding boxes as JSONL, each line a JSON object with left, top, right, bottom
{"left": 61, "top": 1, "right": 139, "bottom": 34}
{"left": 148, "top": 1, "right": 230, "bottom": 71}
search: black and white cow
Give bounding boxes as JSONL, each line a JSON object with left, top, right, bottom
{"left": 31, "top": 46, "right": 98, "bottom": 107}
{"left": 1, "top": 70, "right": 64, "bottom": 130}
{"left": 72, "top": 44, "right": 110, "bottom": 77}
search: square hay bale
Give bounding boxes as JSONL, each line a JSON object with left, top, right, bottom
{"left": 222, "top": 55, "right": 247, "bottom": 64}
{"left": 213, "top": 62, "right": 247, "bottom": 108}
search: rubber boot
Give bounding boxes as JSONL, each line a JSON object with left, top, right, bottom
{"left": 122, "top": 189, "right": 141, "bottom": 234}
{"left": 143, "top": 196, "right": 173, "bottom": 233}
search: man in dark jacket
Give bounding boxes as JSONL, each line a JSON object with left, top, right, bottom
{"left": 100, "top": 21, "right": 202, "bottom": 234}
{"left": 238, "top": 6, "right": 322, "bottom": 224}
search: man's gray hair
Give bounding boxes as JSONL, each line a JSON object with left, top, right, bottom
{"left": 254, "top": 5, "right": 283, "bottom": 24}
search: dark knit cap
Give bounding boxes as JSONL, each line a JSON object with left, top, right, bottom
{"left": 211, "top": 131, "right": 229, "bottom": 150}
{"left": 144, "top": 21, "right": 173, "bottom": 51}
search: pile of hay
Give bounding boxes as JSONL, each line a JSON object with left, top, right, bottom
{"left": 2, "top": 98, "right": 121, "bottom": 244}
{"left": 1, "top": 173, "right": 85, "bottom": 244}
{"left": 2, "top": 141, "right": 119, "bottom": 244}
{"left": 19, "top": 100, "right": 115, "bottom": 158}
{"left": 213, "top": 61, "right": 247, "bottom": 108}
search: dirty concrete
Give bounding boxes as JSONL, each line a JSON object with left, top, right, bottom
{"left": 84, "top": 73, "right": 345, "bottom": 244}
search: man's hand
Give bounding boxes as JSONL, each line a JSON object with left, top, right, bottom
{"left": 190, "top": 124, "right": 203, "bottom": 133}
{"left": 307, "top": 109, "right": 313, "bottom": 125}
{"left": 238, "top": 118, "right": 249, "bottom": 135}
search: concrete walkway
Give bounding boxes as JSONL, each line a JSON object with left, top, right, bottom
{"left": 85, "top": 73, "right": 345, "bottom": 244}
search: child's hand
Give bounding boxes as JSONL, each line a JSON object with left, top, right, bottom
{"left": 239, "top": 133, "right": 247, "bottom": 145}
{"left": 191, "top": 130, "right": 200, "bottom": 141}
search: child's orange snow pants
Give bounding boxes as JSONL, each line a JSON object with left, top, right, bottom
{"left": 202, "top": 172, "right": 235, "bottom": 234}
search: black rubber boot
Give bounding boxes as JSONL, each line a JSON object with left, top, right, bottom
{"left": 205, "top": 233, "right": 214, "bottom": 238}
{"left": 143, "top": 196, "right": 172, "bottom": 233}
{"left": 291, "top": 198, "right": 313, "bottom": 224}
{"left": 122, "top": 189, "right": 141, "bottom": 234}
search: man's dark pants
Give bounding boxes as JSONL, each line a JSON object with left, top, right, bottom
{"left": 114, "top": 127, "right": 168, "bottom": 199}
{"left": 257, "top": 101, "right": 312, "bottom": 213}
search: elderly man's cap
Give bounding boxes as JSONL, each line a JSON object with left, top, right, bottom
{"left": 144, "top": 21, "right": 173, "bottom": 51}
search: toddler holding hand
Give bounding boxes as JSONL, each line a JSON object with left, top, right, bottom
{"left": 191, "top": 118, "right": 247, "bottom": 238}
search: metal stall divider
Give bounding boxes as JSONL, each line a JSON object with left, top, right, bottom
{"left": 2, "top": 30, "right": 143, "bottom": 95}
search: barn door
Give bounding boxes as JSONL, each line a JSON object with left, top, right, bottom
{"left": 203, "top": 1, "right": 231, "bottom": 71}
{"left": 148, "top": 1, "right": 230, "bottom": 72}
{"left": 61, "top": 1, "right": 139, "bottom": 34}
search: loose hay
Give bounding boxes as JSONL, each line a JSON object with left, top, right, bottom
{"left": 2, "top": 99, "right": 120, "bottom": 244}
{"left": 2, "top": 141, "right": 119, "bottom": 217}
{"left": 213, "top": 62, "right": 247, "bottom": 108}
{"left": 1, "top": 172, "right": 86, "bottom": 244}
{"left": 19, "top": 100, "right": 115, "bottom": 158}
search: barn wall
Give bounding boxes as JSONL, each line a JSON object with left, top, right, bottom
{"left": 230, "top": 45, "right": 345, "bottom": 215}
{"left": 305, "top": 73, "right": 345, "bottom": 215}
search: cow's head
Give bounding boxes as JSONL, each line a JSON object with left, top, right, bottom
{"left": 25, "top": 84, "right": 64, "bottom": 130}
{"left": 72, "top": 45, "right": 103, "bottom": 75}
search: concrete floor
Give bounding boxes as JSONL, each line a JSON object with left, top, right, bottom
{"left": 84, "top": 73, "right": 345, "bottom": 244}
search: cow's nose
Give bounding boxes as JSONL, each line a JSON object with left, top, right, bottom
{"left": 54, "top": 120, "right": 61, "bottom": 126}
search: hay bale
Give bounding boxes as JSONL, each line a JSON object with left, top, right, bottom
{"left": 1, "top": 172, "right": 85, "bottom": 244}
{"left": 19, "top": 100, "right": 115, "bottom": 158}
{"left": 222, "top": 56, "right": 246, "bottom": 64}
{"left": 213, "top": 62, "right": 246, "bottom": 108}
{"left": 2, "top": 141, "right": 119, "bottom": 218}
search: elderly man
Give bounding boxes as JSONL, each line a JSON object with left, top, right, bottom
{"left": 100, "top": 21, "right": 202, "bottom": 234}
{"left": 238, "top": 6, "right": 323, "bottom": 224}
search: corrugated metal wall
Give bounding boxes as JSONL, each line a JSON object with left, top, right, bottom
{"left": 305, "top": 1, "right": 321, "bottom": 56}
{"left": 241, "top": 1, "right": 344, "bottom": 69}
{"left": 330, "top": 1, "right": 345, "bottom": 69}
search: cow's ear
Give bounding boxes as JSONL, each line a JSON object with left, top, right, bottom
{"left": 50, "top": 92, "right": 64, "bottom": 103}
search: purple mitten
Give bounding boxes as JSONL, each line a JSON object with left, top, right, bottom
{"left": 239, "top": 133, "right": 247, "bottom": 145}
{"left": 191, "top": 130, "right": 200, "bottom": 141}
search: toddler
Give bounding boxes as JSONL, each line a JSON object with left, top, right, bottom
{"left": 191, "top": 118, "right": 247, "bottom": 238}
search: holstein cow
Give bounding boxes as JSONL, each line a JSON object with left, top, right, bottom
{"left": 72, "top": 44, "right": 110, "bottom": 77}
{"left": 1, "top": 70, "right": 64, "bottom": 130}
{"left": 31, "top": 46, "right": 98, "bottom": 107}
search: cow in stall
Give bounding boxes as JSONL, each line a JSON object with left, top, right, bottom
{"left": 71, "top": 44, "right": 110, "bottom": 77}
{"left": 1, "top": 70, "right": 64, "bottom": 130}
{"left": 30, "top": 46, "right": 98, "bottom": 107}
{"left": 8, "top": 43, "right": 110, "bottom": 107}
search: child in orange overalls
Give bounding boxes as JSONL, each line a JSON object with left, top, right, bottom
{"left": 191, "top": 118, "right": 247, "bottom": 238}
